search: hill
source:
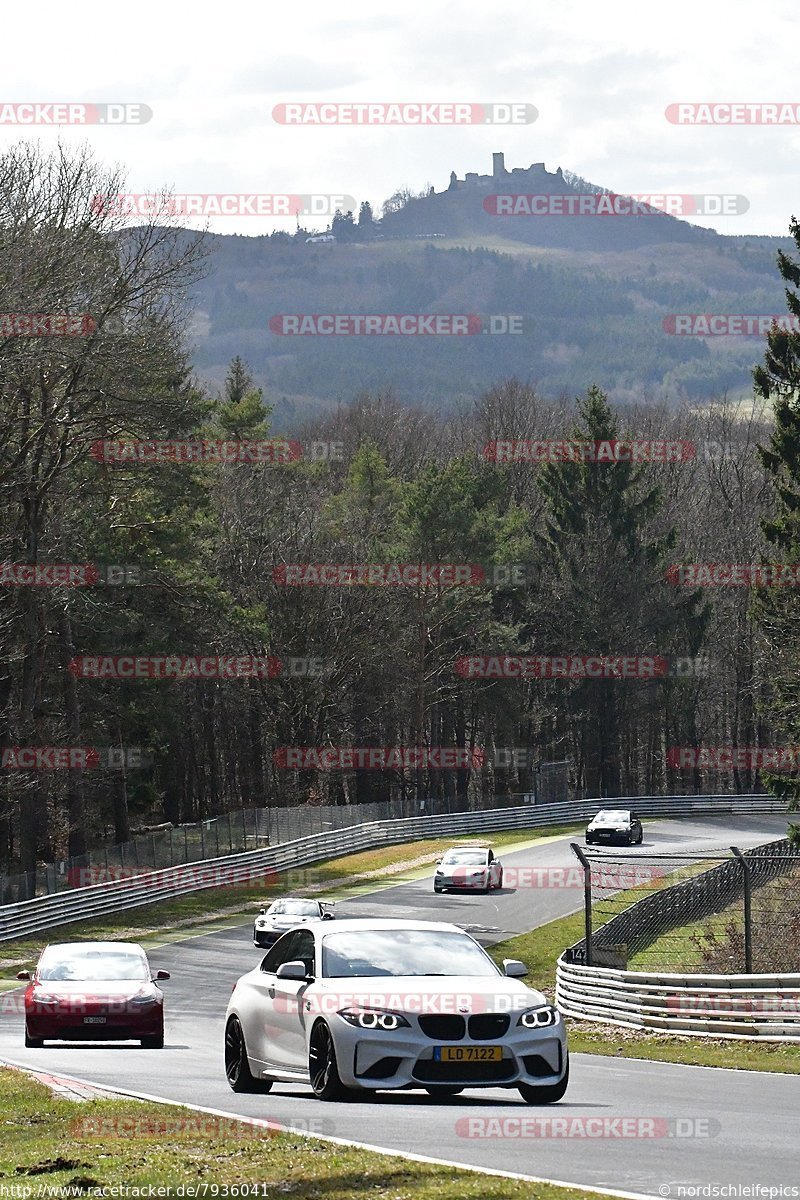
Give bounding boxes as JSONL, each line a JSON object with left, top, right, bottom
{"left": 184, "top": 154, "right": 794, "bottom": 423}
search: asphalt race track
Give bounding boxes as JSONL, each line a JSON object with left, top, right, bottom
{"left": 2, "top": 814, "right": 797, "bottom": 1198}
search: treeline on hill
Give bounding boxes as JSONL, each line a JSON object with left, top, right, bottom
{"left": 194, "top": 234, "right": 789, "bottom": 415}
{"left": 1, "top": 144, "right": 800, "bottom": 881}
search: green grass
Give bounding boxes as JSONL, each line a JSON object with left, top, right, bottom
{"left": 0, "top": 825, "right": 584, "bottom": 976}
{"left": 566, "top": 1025, "right": 800, "bottom": 1072}
{"left": 0, "top": 1067, "right": 612, "bottom": 1198}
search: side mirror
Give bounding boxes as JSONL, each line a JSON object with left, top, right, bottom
{"left": 435, "top": 858, "right": 442, "bottom": 865}
{"left": 503, "top": 959, "right": 528, "bottom": 978}
{"left": 154, "top": 970, "right": 171, "bottom": 981}
{"left": 16, "top": 970, "right": 31, "bottom": 981}
{"left": 322, "top": 912, "right": 334, "bottom": 920}
{"left": 276, "top": 960, "right": 311, "bottom": 981}
{"left": 259, "top": 907, "right": 266, "bottom": 915}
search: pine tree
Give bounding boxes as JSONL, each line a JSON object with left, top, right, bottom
{"left": 536, "top": 386, "right": 708, "bottom": 797}
{"left": 753, "top": 218, "right": 800, "bottom": 824}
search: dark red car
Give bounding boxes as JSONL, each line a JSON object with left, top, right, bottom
{"left": 17, "top": 941, "right": 170, "bottom": 1048}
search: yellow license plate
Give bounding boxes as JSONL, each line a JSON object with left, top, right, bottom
{"left": 435, "top": 1046, "right": 503, "bottom": 1062}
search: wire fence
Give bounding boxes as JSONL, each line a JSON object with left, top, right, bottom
{"left": 567, "top": 838, "right": 800, "bottom": 973}
{"left": 0, "top": 792, "right": 528, "bottom": 902}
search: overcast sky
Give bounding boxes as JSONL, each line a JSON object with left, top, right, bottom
{"left": 1, "top": 0, "right": 798, "bottom": 236}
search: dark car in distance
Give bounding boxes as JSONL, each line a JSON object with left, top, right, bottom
{"left": 585, "top": 810, "right": 644, "bottom": 846}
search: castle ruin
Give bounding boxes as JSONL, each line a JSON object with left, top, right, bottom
{"left": 448, "top": 151, "right": 563, "bottom": 190}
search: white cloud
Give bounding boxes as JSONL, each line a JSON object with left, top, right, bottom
{"left": 0, "top": 0, "right": 796, "bottom": 235}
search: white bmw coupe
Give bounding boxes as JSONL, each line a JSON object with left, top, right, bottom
{"left": 225, "top": 918, "right": 568, "bottom": 1103}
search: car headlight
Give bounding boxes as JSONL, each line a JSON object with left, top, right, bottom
{"left": 435, "top": 868, "right": 444, "bottom": 875}
{"left": 517, "top": 1005, "right": 559, "bottom": 1029}
{"left": 31, "top": 992, "right": 59, "bottom": 1006}
{"left": 615, "top": 826, "right": 629, "bottom": 833}
{"left": 338, "top": 1008, "right": 411, "bottom": 1031}
{"left": 129, "top": 989, "right": 160, "bottom": 1006}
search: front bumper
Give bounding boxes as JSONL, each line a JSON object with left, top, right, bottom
{"left": 26, "top": 1002, "right": 163, "bottom": 1041}
{"left": 328, "top": 1014, "right": 567, "bottom": 1091}
{"left": 586, "top": 830, "right": 632, "bottom": 845}
{"left": 434, "top": 874, "right": 489, "bottom": 890}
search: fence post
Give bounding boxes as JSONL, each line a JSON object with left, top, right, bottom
{"left": 227, "top": 809, "right": 233, "bottom": 854}
{"left": 570, "top": 842, "right": 593, "bottom": 967}
{"left": 731, "top": 846, "right": 752, "bottom": 972}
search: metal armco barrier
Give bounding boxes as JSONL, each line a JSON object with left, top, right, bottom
{"left": 556, "top": 958, "right": 800, "bottom": 1041}
{"left": 0, "top": 794, "right": 784, "bottom": 943}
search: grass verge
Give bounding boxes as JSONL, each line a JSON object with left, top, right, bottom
{"left": 0, "top": 1066, "right": 610, "bottom": 1199}
{"left": 0, "top": 825, "right": 584, "bottom": 975}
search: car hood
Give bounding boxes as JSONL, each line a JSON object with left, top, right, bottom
{"left": 588, "top": 818, "right": 629, "bottom": 828}
{"left": 307, "top": 974, "right": 548, "bottom": 1015}
{"left": 259, "top": 914, "right": 320, "bottom": 926}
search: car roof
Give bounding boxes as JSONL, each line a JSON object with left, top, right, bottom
{"left": 310, "top": 918, "right": 466, "bottom": 935}
{"left": 442, "top": 844, "right": 490, "bottom": 852}
{"left": 41, "top": 941, "right": 146, "bottom": 954}
{"left": 268, "top": 897, "right": 320, "bottom": 904}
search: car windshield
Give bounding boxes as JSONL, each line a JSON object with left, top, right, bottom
{"left": 321, "top": 929, "right": 499, "bottom": 978}
{"left": 442, "top": 850, "right": 487, "bottom": 865}
{"left": 38, "top": 948, "right": 149, "bottom": 982}
{"left": 268, "top": 900, "right": 319, "bottom": 916}
{"left": 595, "top": 811, "right": 629, "bottom": 823}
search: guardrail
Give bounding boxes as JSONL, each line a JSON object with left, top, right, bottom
{"left": 556, "top": 959, "right": 800, "bottom": 1040}
{"left": 0, "top": 794, "right": 784, "bottom": 943}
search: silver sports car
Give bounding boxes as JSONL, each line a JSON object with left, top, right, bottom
{"left": 225, "top": 918, "right": 568, "bottom": 1104}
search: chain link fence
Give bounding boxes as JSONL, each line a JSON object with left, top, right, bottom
{"left": 0, "top": 792, "right": 528, "bottom": 902}
{"left": 566, "top": 837, "right": 800, "bottom": 973}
